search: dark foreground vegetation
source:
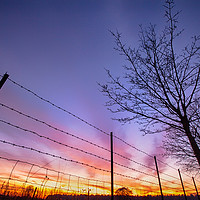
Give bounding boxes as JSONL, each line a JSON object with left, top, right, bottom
{"left": 0, "top": 194, "right": 199, "bottom": 200}
{"left": 46, "top": 194, "right": 200, "bottom": 200}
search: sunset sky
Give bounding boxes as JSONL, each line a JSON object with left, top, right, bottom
{"left": 0, "top": 0, "right": 200, "bottom": 196}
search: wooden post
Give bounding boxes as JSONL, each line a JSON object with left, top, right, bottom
{"left": 110, "top": 132, "right": 114, "bottom": 200}
{"left": 192, "top": 177, "right": 200, "bottom": 200}
{"left": 0, "top": 73, "right": 9, "bottom": 89}
{"left": 178, "top": 169, "right": 187, "bottom": 200}
{"left": 154, "top": 156, "right": 164, "bottom": 200}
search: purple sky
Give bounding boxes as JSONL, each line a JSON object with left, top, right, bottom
{"left": 0, "top": 0, "right": 200, "bottom": 194}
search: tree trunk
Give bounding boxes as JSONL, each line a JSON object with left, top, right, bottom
{"left": 182, "top": 116, "right": 200, "bottom": 166}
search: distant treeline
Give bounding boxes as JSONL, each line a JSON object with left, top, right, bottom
{"left": 0, "top": 194, "right": 199, "bottom": 200}
{"left": 0, "top": 194, "right": 43, "bottom": 200}
{"left": 46, "top": 194, "right": 199, "bottom": 200}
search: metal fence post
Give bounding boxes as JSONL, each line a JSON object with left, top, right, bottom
{"left": 154, "top": 156, "right": 164, "bottom": 200}
{"left": 110, "top": 132, "right": 114, "bottom": 200}
{"left": 178, "top": 169, "right": 187, "bottom": 200}
{"left": 192, "top": 177, "right": 200, "bottom": 200}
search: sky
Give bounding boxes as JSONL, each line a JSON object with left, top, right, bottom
{"left": 0, "top": 0, "right": 200, "bottom": 196}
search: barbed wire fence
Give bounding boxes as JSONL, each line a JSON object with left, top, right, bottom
{"left": 0, "top": 73, "right": 199, "bottom": 199}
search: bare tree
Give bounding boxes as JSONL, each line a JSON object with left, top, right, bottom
{"left": 100, "top": 0, "right": 200, "bottom": 168}
{"left": 163, "top": 128, "right": 200, "bottom": 171}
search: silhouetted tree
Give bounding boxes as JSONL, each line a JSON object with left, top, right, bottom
{"left": 163, "top": 128, "right": 200, "bottom": 171}
{"left": 115, "top": 187, "right": 133, "bottom": 196}
{"left": 100, "top": 0, "right": 200, "bottom": 169}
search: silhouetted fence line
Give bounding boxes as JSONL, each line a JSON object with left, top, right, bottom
{"left": 4, "top": 77, "right": 195, "bottom": 175}
{"left": 0, "top": 74, "right": 199, "bottom": 198}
